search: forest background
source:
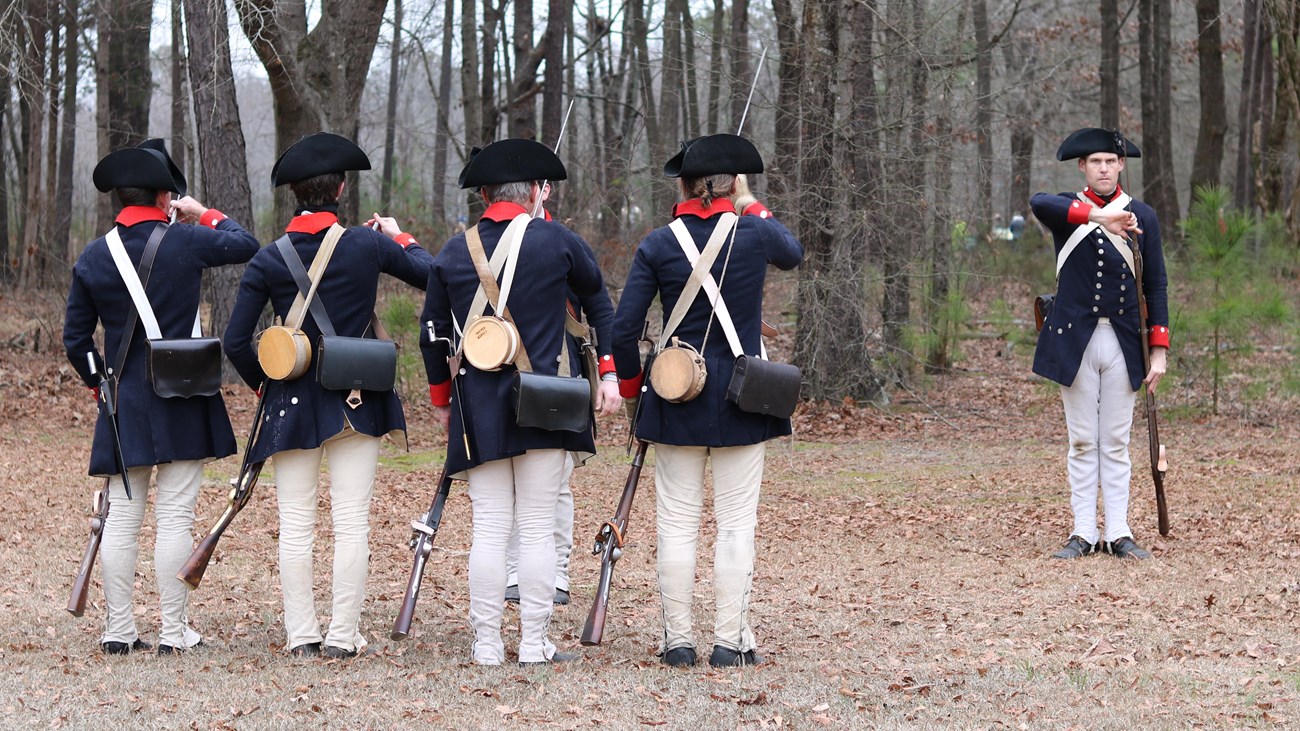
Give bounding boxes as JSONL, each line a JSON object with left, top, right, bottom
{"left": 1, "top": 0, "right": 1297, "bottom": 400}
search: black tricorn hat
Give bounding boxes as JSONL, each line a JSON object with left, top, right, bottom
{"left": 1056, "top": 127, "right": 1142, "bottom": 161}
{"left": 663, "top": 134, "right": 764, "bottom": 178}
{"left": 457, "top": 146, "right": 485, "bottom": 189}
{"left": 459, "top": 139, "right": 566, "bottom": 189}
{"left": 271, "top": 132, "right": 372, "bottom": 187}
{"left": 137, "top": 138, "right": 187, "bottom": 195}
{"left": 92, "top": 140, "right": 185, "bottom": 194}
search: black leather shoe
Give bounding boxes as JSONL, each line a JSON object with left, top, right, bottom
{"left": 708, "top": 645, "right": 762, "bottom": 668}
{"left": 1104, "top": 536, "right": 1152, "bottom": 560}
{"left": 554, "top": 588, "right": 570, "bottom": 606}
{"left": 289, "top": 642, "right": 322, "bottom": 658}
{"left": 102, "top": 639, "right": 152, "bottom": 655}
{"left": 520, "top": 650, "right": 578, "bottom": 667}
{"left": 1051, "top": 535, "right": 1097, "bottom": 559}
{"left": 322, "top": 645, "right": 358, "bottom": 659}
{"left": 662, "top": 647, "right": 697, "bottom": 667}
{"left": 157, "top": 641, "right": 206, "bottom": 656}
{"left": 504, "top": 585, "right": 520, "bottom": 604}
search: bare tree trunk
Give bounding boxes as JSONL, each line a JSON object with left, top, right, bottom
{"left": 381, "top": 0, "right": 403, "bottom": 210}
{"left": 680, "top": 3, "right": 699, "bottom": 136}
{"left": 508, "top": 0, "right": 535, "bottom": 138}
{"left": 170, "top": 0, "right": 188, "bottom": 179}
{"left": 769, "top": 0, "right": 801, "bottom": 217}
{"left": 234, "top": 0, "right": 388, "bottom": 226}
{"left": 1100, "top": 0, "right": 1120, "bottom": 128}
{"left": 44, "top": 0, "right": 61, "bottom": 279}
{"left": 728, "top": 0, "right": 749, "bottom": 132}
{"left": 660, "top": 0, "right": 683, "bottom": 149}
{"left": 973, "top": 0, "right": 992, "bottom": 235}
{"left": 1235, "top": 0, "right": 1267, "bottom": 209}
{"left": 541, "top": 0, "right": 568, "bottom": 210}
{"left": 1139, "top": 0, "right": 1179, "bottom": 220}
{"left": 18, "top": 0, "right": 48, "bottom": 290}
{"left": 705, "top": 0, "right": 725, "bottom": 133}
{"left": 0, "top": 43, "right": 10, "bottom": 282}
{"left": 56, "top": 0, "right": 78, "bottom": 266}
{"left": 186, "top": 0, "right": 256, "bottom": 377}
{"left": 631, "top": 0, "right": 666, "bottom": 215}
{"left": 461, "top": 0, "right": 483, "bottom": 217}
{"left": 1190, "top": 0, "right": 1226, "bottom": 192}
{"left": 431, "top": 0, "right": 455, "bottom": 234}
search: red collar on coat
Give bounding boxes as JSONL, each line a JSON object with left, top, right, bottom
{"left": 672, "top": 198, "right": 736, "bottom": 219}
{"left": 115, "top": 206, "right": 169, "bottom": 227}
{"left": 481, "top": 201, "right": 532, "bottom": 223}
{"left": 285, "top": 211, "right": 338, "bottom": 234}
{"left": 1081, "top": 184, "right": 1123, "bottom": 207}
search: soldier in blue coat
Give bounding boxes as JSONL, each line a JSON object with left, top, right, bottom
{"left": 223, "top": 133, "right": 434, "bottom": 658}
{"left": 504, "top": 185, "right": 623, "bottom": 607}
{"left": 1030, "top": 128, "right": 1169, "bottom": 561}
{"left": 63, "top": 139, "right": 259, "bottom": 655}
{"left": 611, "top": 134, "right": 803, "bottom": 668}
{"left": 420, "top": 139, "right": 606, "bottom": 665}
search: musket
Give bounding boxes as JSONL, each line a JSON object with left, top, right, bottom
{"left": 177, "top": 385, "right": 269, "bottom": 589}
{"left": 390, "top": 462, "right": 453, "bottom": 640}
{"left": 581, "top": 323, "right": 656, "bottom": 646}
{"left": 67, "top": 352, "right": 131, "bottom": 616}
{"left": 1112, "top": 129, "right": 1169, "bottom": 536}
{"left": 1130, "top": 231, "right": 1170, "bottom": 536}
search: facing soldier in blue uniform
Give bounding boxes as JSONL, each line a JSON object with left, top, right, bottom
{"left": 420, "top": 139, "right": 606, "bottom": 666}
{"left": 611, "top": 134, "right": 803, "bottom": 668}
{"left": 1030, "top": 127, "right": 1169, "bottom": 561}
{"left": 64, "top": 139, "right": 260, "bottom": 655}
{"left": 223, "top": 133, "right": 434, "bottom": 659}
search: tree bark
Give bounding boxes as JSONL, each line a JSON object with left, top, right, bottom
{"left": 769, "top": 0, "right": 801, "bottom": 218}
{"left": 1100, "top": 0, "right": 1120, "bottom": 128}
{"left": 185, "top": 0, "right": 256, "bottom": 376}
{"left": 96, "top": 0, "right": 153, "bottom": 231}
{"left": 170, "top": 0, "right": 188, "bottom": 181}
{"left": 1139, "top": 0, "right": 1179, "bottom": 220}
{"left": 1190, "top": 0, "right": 1226, "bottom": 192}
{"left": 729, "top": 0, "right": 750, "bottom": 132}
{"left": 0, "top": 42, "right": 10, "bottom": 282}
{"left": 233, "top": 0, "right": 388, "bottom": 225}
{"left": 509, "top": 0, "right": 536, "bottom": 138}
{"left": 381, "top": 0, "right": 403, "bottom": 210}
{"left": 56, "top": 0, "right": 78, "bottom": 266}
{"left": 973, "top": 0, "right": 993, "bottom": 235}
{"left": 18, "top": 0, "right": 48, "bottom": 290}
{"left": 1234, "top": 0, "right": 1267, "bottom": 209}
{"left": 431, "top": 0, "right": 455, "bottom": 234}
{"left": 705, "top": 0, "right": 725, "bottom": 134}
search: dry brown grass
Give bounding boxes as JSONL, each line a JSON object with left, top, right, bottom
{"left": 1, "top": 289, "right": 1298, "bottom": 730}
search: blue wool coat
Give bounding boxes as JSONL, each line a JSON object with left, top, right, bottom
{"left": 611, "top": 199, "right": 804, "bottom": 447}
{"left": 63, "top": 207, "right": 260, "bottom": 476}
{"left": 420, "top": 202, "right": 605, "bottom": 475}
{"left": 1030, "top": 190, "right": 1169, "bottom": 391}
{"left": 223, "top": 212, "right": 434, "bottom": 462}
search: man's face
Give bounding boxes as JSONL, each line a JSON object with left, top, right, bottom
{"left": 1078, "top": 153, "right": 1124, "bottom": 196}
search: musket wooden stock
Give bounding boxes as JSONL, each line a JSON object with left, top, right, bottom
{"left": 178, "top": 388, "right": 268, "bottom": 589}
{"left": 581, "top": 440, "right": 648, "bottom": 646}
{"left": 391, "top": 464, "right": 453, "bottom": 640}
{"left": 67, "top": 489, "right": 107, "bottom": 617}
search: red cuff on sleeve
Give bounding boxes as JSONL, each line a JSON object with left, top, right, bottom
{"left": 1148, "top": 324, "right": 1170, "bottom": 349}
{"left": 1066, "top": 200, "right": 1092, "bottom": 226}
{"left": 429, "top": 380, "right": 451, "bottom": 407}
{"left": 743, "top": 201, "right": 773, "bottom": 219}
{"left": 89, "top": 386, "right": 100, "bottom": 402}
{"left": 395, "top": 232, "right": 418, "bottom": 247}
{"left": 598, "top": 353, "right": 617, "bottom": 377}
{"left": 618, "top": 371, "right": 643, "bottom": 399}
{"left": 199, "top": 209, "right": 226, "bottom": 228}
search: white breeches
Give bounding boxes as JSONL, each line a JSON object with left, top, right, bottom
{"left": 1060, "top": 321, "right": 1139, "bottom": 544}
{"left": 506, "top": 452, "right": 575, "bottom": 591}
{"left": 466, "top": 449, "right": 567, "bottom": 665}
{"left": 101, "top": 459, "right": 204, "bottom": 649}
{"left": 653, "top": 442, "right": 764, "bottom": 654}
{"left": 271, "top": 428, "right": 380, "bottom": 653}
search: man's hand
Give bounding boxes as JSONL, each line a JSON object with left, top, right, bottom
{"left": 1144, "top": 346, "right": 1167, "bottom": 393}
{"left": 1090, "top": 207, "right": 1142, "bottom": 239}
{"left": 432, "top": 405, "right": 451, "bottom": 431}
{"left": 169, "top": 196, "right": 209, "bottom": 223}
{"left": 366, "top": 212, "right": 403, "bottom": 238}
{"left": 594, "top": 380, "right": 622, "bottom": 418}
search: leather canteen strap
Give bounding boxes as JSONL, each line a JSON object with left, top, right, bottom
{"left": 107, "top": 222, "right": 170, "bottom": 378}
{"left": 658, "top": 213, "right": 737, "bottom": 353}
{"left": 465, "top": 221, "right": 533, "bottom": 372}
{"left": 281, "top": 223, "right": 345, "bottom": 332}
